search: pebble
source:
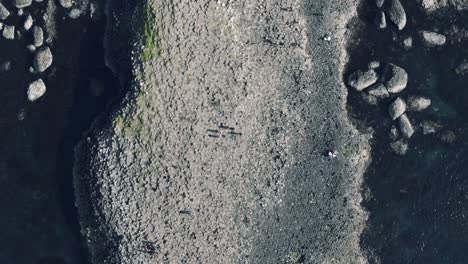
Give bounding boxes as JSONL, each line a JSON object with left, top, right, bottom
{"left": 0, "top": 3, "right": 10, "bottom": 20}
{"left": 383, "top": 63, "right": 408, "bottom": 93}
{"left": 13, "top": 0, "right": 32, "bottom": 8}
{"left": 367, "top": 83, "right": 389, "bottom": 98}
{"left": 386, "top": 0, "right": 407, "bottom": 30}
{"left": 33, "top": 46, "right": 53, "bottom": 72}
{"left": 402, "top": 36, "right": 413, "bottom": 50}
{"left": 26, "top": 44, "right": 36, "bottom": 52}
{"left": 420, "top": 30, "right": 446, "bottom": 47}
{"left": 69, "top": 8, "right": 81, "bottom": 19}
{"left": 17, "top": 8, "right": 24, "bottom": 16}
{"left": 27, "top": 79, "right": 46, "bottom": 102}
{"left": 408, "top": 96, "right": 431, "bottom": 111}
{"left": 421, "top": 120, "right": 442, "bottom": 135}
{"left": 2, "top": 25, "right": 15, "bottom": 40}
{"left": 32, "top": 26, "right": 44, "bottom": 47}
{"left": 24, "top": 14, "right": 33, "bottom": 30}
{"left": 347, "top": 69, "right": 379, "bottom": 91}
{"left": 375, "top": 11, "right": 387, "bottom": 29}
{"left": 391, "top": 140, "right": 408, "bottom": 155}
{"left": 388, "top": 97, "right": 406, "bottom": 120}
{"left": 59, "top": 0, "right": 73, "bottom": 8}
{"left": 398, "top": 113, "right": 414, "bottom": 138}
{"left": 0, "top": 61, "right": 11, "bottom": 72}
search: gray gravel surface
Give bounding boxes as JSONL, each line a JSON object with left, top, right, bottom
{"left": 75, "top": 0, "right": 370, "bottom": 263}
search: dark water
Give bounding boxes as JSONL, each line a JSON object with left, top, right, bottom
{"left": 346, "top": 1, "right": 468, "bottom": 263}
{"left": 0, "top": 2, "right": 118, "bottom": 264}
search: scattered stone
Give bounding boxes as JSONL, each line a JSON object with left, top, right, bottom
{"left": 386, "top": 0, "right": 407, "bottom": 30}
{"left": 347, "top": 69, "right": 378, "bottom": 91}
{"left": 0, "top": 61, "right": 11, "bottom": 72}
{"left": 408, "top": 96, "right": 431, "bottom": 111}
{"left": 368, "top": 61, "right": 380, "bottom": 70}
{"left": 403, "top": 36, "right": 413, "bottom": 50}
{"left": 26, "top": 44, "right": 36, "bottom": 52}
{"left": 2, "top": 25, "right": 15, "bottom": 40}
{"left": 376, "top": 0, "right": 385, "bottom": 8}
{"left": 13, "top": 0, "right": 32, "bottom": 8}
{"left": 361, "top": 92, "right": 378, "bottom": 105}
{"left": 24, "top": 14, "right": 33, "bottom": 30}
{"left": 17, "top": 8, "right": 24, "bottom": 16}
{"left": 398, "top": 113, "right": 414, "bottom": 138}
{"left": 27, "top": 79, "right": 46, "bottom": 102}
{"left": 0, "top": 3, "right": 10, "bottom": 20}
{"left": 388, "top": 97, "right": 406, "bottom": 120}
{"left": 59, "top": 0, "right": 73, "bottom": 8}
{"left": 440, "top": 130, "right": 456, "bottom": 144}
{"left": 32, "top": 26, "right": 44, "bottom": 47}
{"left": 391, "top": 140, "right": 408, "bottom": 155}
{"left": 69, "top": 8, "right": 81, "bottom": 19}
{"left": 390, "top": 125, "right": 399, "bottom": 140}
{"left": 367, "top": 83, "right": 389, "bottom": 98}
{"left": 420, "top": 30, "right": 446, "bottom": 47}
{"left": 375, "top": 11, "right": 387, "bottom": 29}
{"left": 421, "top": 120, "right": 442, "bottom": 135}
{"left": 33, "top": 47, "right": 53, "bottom": 72}
{"left": 383, "top": 63, "right": 408, "bottom": 93}
{"left": 455, "top": 60, "right": 468, "bottom": 75}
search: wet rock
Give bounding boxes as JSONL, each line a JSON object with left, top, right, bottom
{"left": 69, "top": 8, "right": 81, "bottom": 19}
{"left": 375, "top": 11, "right": 386, "bottom": 29}
{"left": 398, "top": 113, "right": 414, "bottom": 138}
{"left": 24, "top": 14, "right": 33, "bottom": 30}
{"left": 2, "top": 25, "right": 15, "bottom": 40}
{"left": 390, "top": 125, "right": 399, "bottom": 140}
{"left": 0, "top": 61, "right": 11, "bottom": 72}
{"left": 367, "top": 83, "right": 389, "bottom": 98}
{"left": 386, "top": 0, "right": 407, "bottom": 30}
{"left": 17, "top": 8, "right": 23, "bottom": 16}
{"left": 383, "top": 63, "right": 408, "bottom": 93}
{"left": 408, "top": 96, "right": 431, "bottom": 111}
{"left": 0, "top": 3, "right": 10, "bottom": 20}
{"left": 440, "top": 130, "right": 456, "bottom": 144}
{"left": 361, "top": 93, "right": 378, "bottom": 105}
{"left": 27, "top": 79, "right": 46, "bottom": 102}
{"left": 26, "top": 44, "right": 36, "bottom": 52}
{"left": 32, "top": 26, "right": 43, "bottom": 47}
{"left": 388, "top": 97, "right": 406, "bottom": 120}
{"left": 59, "top": 0, "right": 72, "bottom": 8}
{"left": 347, "top": 69, "right": 378, "bottom": 91}
{"left": 376, "top": 0, "right": 385, "bottom": 8}
{"left": 420, "top": 30, "right": 446, "bottom": 47}
{"left": 13, "top": 0, "right": 32, "bottom": 8}
{"left": 33, "top": 47, "right": 53, "bottom": 72}
{"left": 421, "top": 120, "right": 442, "bottom": 135}
{"left": 368, "top": 61, "right": 380, "bottom": 69}
{"left": 455, "top": 60, "right": 468, "bottom": 75}
{"left": 391, "top": 140, "right": 408, "bottom": 155}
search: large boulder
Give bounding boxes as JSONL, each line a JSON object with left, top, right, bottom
{"left": 420, "top": 30, "right": 446, "bottom": 47}
{"left": 398, "top": 113, "right": 415, "bottom": 138}
{"left": 33, "top": 47, "right": 53, "bottom": 72}
{"left": 24, "top": 14, "right": 33, "bottom": 30}
{"left": 388, "top": 97, "right": 406, "bottom": 120}
{"left": 386, "top": 0, "right": 407, "bottom": 30}
{"left": 13, "top": 0, "right": 32, "bottom": 8}
{"left": 32, "top": 26, "right": 44, "bottom": 47}
{"left": 347, "top": 69, "right": 378, "bottom": 91}
{"left": 0, "top": 3, "right": 10, "bottom": 20}
{"left": 383, "top": 63, "right": 408, "bottom": 93}
{"left": 27, "top": 79, "right": 46, "bottom": 101}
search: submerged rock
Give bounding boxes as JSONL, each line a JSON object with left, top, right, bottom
{"left": 398, "top": 113, "right": 414, "bottom": 138}
{"left": 391, "top": 140, "right": 408, "bottom": 155}
{"left": 32, "top": 26, "right": 44, "bottom": 47}
{"left": 33, "top": 47, "right": 53, "bottom": 72}
{"left": 421, "top": 120, "right": 442, "bottom": 135}
{"left": 367, "top": 83, "right": 389, "bottom": 98}
{"left": 420, "top": 30, "right": 446, "bottom": 47}
{"left": 13, "top": 0, "right": 32, "bottom": 8}
{"left": 390, "top": 125, "right": 399, "bottom": 140}
{"left": 2, "top": 25, "right": 15, "bottom": 40}
{"left": 59, "top": 0, "right": 72, "bottom": 8}
{"left": 361, "top": 93, "right": 378, "bottom": 105}
{"left": 408, "top": 96, "right": 431, "bottom": 111}
{"left": 455, "top": 60, "right": 468, "bottom": 75}
{"left": 383, "top": 63, "right": 408, "bottom": 93}
{"left": 27, "top": 79, "right": 46, "bottom": 101}
{"left": 26, "top": 44, "right": 36, "bottom": 52}
{"left": 0, "top": 3, "right": 10, "bottom": 20}
{"left": 24, "top": 14, "right": 33, "bottom": 30}
{"left": 375, "top": 11, "right": 387, "bottom": 29}
{"left": 386, "top": 0, "right": 407, "bottom": 30}
{"left": 402, "top": 36, "right": 413, "bottom": 50}
{"left": 347, "top": 69, "right": 378, "bottom": 91}
{"left": 0, "top": 61, "right": 11, "bottom": 72}
{"left": 376, "top": 0, "right": 385, "bottom": 8}
{"left": 440, "top": 130, "right": 456, "bottom": 144}
{"left": 388, "top": 97, "right": 406, "bottom": 120}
